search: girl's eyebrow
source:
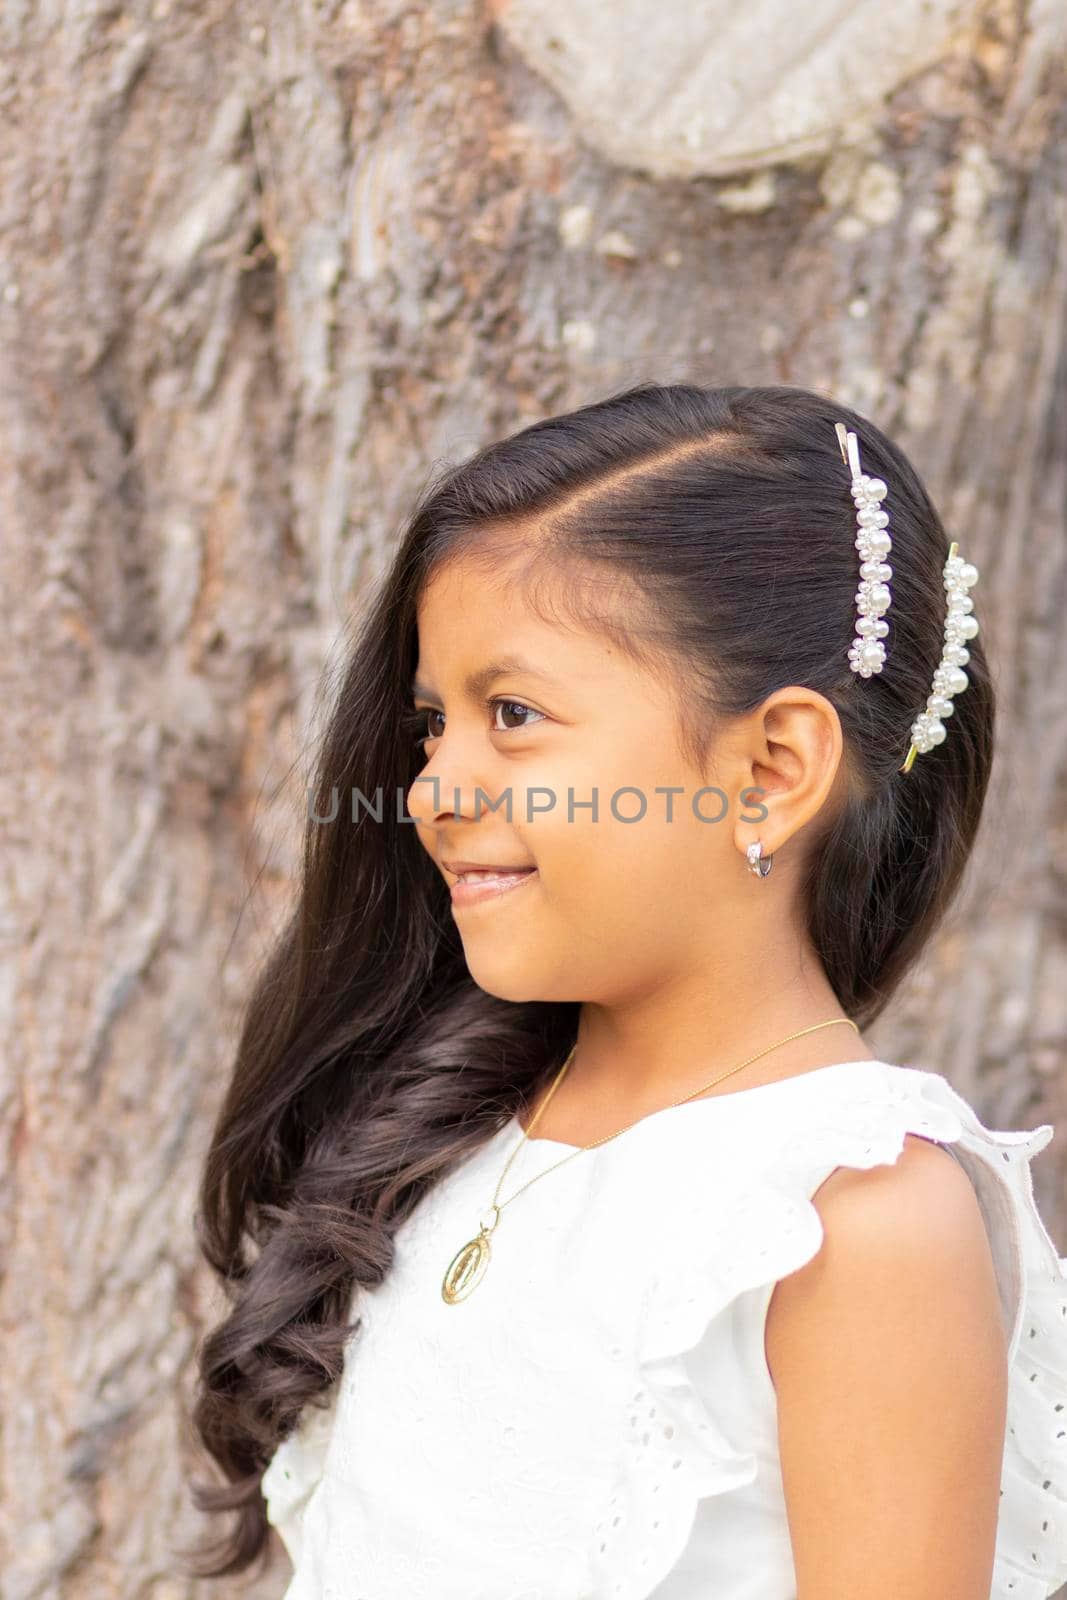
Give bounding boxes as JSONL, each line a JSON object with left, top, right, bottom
{"left": 410, "top": 655, "right": 564, "bottom": 702}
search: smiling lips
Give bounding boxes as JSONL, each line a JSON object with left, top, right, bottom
{"left": 441, "top": 860, "right": 539, "bottom": 908}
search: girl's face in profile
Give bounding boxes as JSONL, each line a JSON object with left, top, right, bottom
{"left": 406, "top": 550, "right": 749, "bottom": 1005}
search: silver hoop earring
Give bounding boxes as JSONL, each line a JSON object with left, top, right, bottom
{"left": 746, "top": 841, "right": 774, "bottom": 878}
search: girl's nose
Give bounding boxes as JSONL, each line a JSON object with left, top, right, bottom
{"left": 406, "top": 737, "right": 504, "bottom": 829}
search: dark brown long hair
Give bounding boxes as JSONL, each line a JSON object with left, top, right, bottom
{"left": 180, "top": 382, "right": 994, "bottom": 1577}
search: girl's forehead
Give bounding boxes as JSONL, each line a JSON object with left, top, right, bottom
{"left": 416, "top": 556, "right": 598, "bottom": 667}
{"left": 417, "top": 554, "right": 516, "bottom": 616}
{"left": 414, "top": 545, "right": 669, "bottom": 699}
{"left": 418, "top": 541, "right": 643, "bottom": 641}
{"left": 418, "top": 540, "right": 557, "bottom": 612}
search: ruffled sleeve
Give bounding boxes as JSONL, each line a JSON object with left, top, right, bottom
{"left": 261, "top": 1384, "right": 340, "bottom": 1570}
{"left": 898, "top": 1071, "right": 1067, "bottom": 1600}
{"left": 603, "top": 1065, "right": 1067, "bottom": 1600}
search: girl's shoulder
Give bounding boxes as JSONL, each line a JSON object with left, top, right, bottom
{"left": 645, "top": 1054, "right": 1063, "bottom": 1408}
{"left": 645, "top": 1055, "right": 1067, "bottom": 1599}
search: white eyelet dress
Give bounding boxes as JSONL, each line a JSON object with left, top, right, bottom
{"left": 260, "top": 1059, "right": 1067, "bottom": 1600}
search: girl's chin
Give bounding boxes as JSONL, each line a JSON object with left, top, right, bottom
{"left": 460, "top": 951, "right": 567, "bottom": 1005}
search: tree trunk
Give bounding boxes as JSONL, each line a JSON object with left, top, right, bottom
{"left": 1, "top": 0, "right": 1064, "bottom": 1593}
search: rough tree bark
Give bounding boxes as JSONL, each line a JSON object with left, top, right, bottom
{"left": 1, "top": 0, "right": 1064, "bottom": 1594}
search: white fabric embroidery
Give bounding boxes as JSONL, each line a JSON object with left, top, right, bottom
{"left": 260, "top": 1059, "right": 1067, "bottom": 1600}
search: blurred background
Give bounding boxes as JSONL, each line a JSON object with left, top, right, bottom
{"left": 1, "top": 0, "right": 1065, "bottom": 1593}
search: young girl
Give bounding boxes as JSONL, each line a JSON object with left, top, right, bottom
{"left": 184, "top": 382, "right": 1067, "bottom": 1599}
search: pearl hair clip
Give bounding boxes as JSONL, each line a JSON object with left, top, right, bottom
{"left": 832, "top": 418, "right": 981, "bottom": 774}
{"left": 899, "top": 541, "right": 980, "bottom": 772}
{"left": 746, "top": 424, "right": 981, "bottom": 880}
{"left": 835, "top": 422, "right": 893, "bottom": 678}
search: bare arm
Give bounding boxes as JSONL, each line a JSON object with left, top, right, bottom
{"left": 764, "top": 1133, "right": 1008, "bottom": 1600}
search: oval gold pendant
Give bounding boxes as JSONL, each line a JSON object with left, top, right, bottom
{"left": 442, "top": 1230, "right": 491, "bottom": 1304}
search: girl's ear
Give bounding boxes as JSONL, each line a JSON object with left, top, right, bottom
{"left": 730, "top": 689, "right": 843, "bottom": 859}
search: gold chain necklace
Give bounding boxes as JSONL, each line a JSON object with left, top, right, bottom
{"left": 440, "top": 1016, "right": 860, "bottom": 1304}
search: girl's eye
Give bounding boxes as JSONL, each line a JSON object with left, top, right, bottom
{"left": 490, "top": 698, "right": 544, "bottom": 733}
{"left": 403, "top": 707, "right": 445, "bottom": 747}
{"left": 402, "top": 698, "right": 544, "bottom": 748}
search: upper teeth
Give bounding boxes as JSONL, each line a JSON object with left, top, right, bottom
{"left": 457, "top": 869, "right": 528, "bottom": 883}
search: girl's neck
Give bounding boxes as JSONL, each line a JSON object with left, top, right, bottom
{"left": 523, "top": 983, "right": 872, "bottom": 1146}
